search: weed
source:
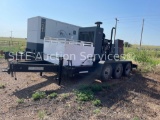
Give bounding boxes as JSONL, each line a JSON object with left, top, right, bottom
{"left": 124, "top": 47, "right": 160, "bottom": 72}
{"left": 17, "top": 98, "right": 24, "bottom": 104}
{"left": 132, "top": 117, "right": 140, "bottom": 120}
{"left": 61, "top": 93, "right": 69, "bottom": 99}
{"left": 92, "top": 99, "right": 101, "bottom": 106}
{"left": 76, "top": 90, "right": 94, "bottom": 101}
{"left": 79, "top": 84, "right": 103, "bottom": 93}
{"left": 38, "top": 110, "right": 46, "bottom": 120}
{"left": 77, "top": 106, "right": 83, "bottom": 111}
{"left": 93, "top": 108, "right": 101, "bottom": 114}
{"left": 79, "top": 84, "right": 111, "bottom": 93}
{"left": 32, "top": 91, "right": 46, "bottom": 100}
{"left": 0, "top": 84, "right": 5, "bottom": 89}
{"left": 47, "top": 92, "right": 57, "bottom": 99}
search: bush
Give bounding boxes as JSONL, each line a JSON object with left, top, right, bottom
{"left": 32, "top": 91, "right": 46, "bottom": 100}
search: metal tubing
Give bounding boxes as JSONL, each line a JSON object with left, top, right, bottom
{"left": 110, "top": 27, "right": 116, "bottom": 52}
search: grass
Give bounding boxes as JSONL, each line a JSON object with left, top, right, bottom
{"left": 32, "top": 91, "right": 46, "bottom": 101}
{"left": 38, "top": 110, "right": 46, "bottom": 120}
{"left": 47, "top": 92, "right": 58, "bottom": 99}
{"left": 0, "top": 84, "right": 5, "bottom": 89}
{"left": 92, "top": 99, "right": 101, "bottom": 106}
{"left": 17, "top": 98, "right": 24, "bottom": 104}
{"left": 132, "top": 117, "right": 140, "bottom": 120}
{"left": 0, "top": 37, "right": 26, "bottom": 41}
{"left": 124, "top": 46, "right": 160, "bottom": 72}
{"left": 93, "top": 109, "right": 101, "bottom": 114}
{"left": 76, "top": 84, "right": 111, "bottom": 102}
{"left": 0, "top": 37, "right": 26, "bottom": 58}
{"left": 76, "top": 89, "right": 94, "bottom": 101}
{"left": 61, "top": 93, "right": 70, "bottom": 99}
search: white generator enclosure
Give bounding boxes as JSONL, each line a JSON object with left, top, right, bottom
{"left": 43, "top": 37, "right": 95, "bottom": 66}
{"left": 27, "top": 16, "right": 80, "bottom": 52}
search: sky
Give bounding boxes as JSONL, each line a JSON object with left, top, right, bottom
{"left": 0, "top": 0, "right": 160, "bottom": 45}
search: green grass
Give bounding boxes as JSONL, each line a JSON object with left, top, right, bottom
{"left": 76, "top": 84, "right": 112, "bottom": 102}
{"left": 92, "top": 99, "right": 101, "bottom": 106}
{"left": 38, "top": 110, "right": 46, "bottom": 120}
{"left": 79, "top": 85, "right": 101, "bottom": 92}
{"left": 0, "top": 37, "right": 26, "bottom": 58}
{"left": 124, "top": 45, "right": 160, "bottom": 72}
{"left": 32, "top": 91, "right": 46, "bottom": 100}
{"left": 47, "top": 92, "right": 58, "bottom": 99}
{"left": 60, "top": 93, "right": 70, "bottom": 99}
{"left": 17, "top": 98, "right": 24, "bottom": 104}
{"left": 76, "top": 89, "right": 94, "bottom": 101}
{"left": 93, "top": 109, "right": 101, "bottom": 114}
{"left": 132, "top": 117, "right": 140, "bottom": 120}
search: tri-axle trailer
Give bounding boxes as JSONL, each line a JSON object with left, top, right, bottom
{"left": 3, "top": 17, "right": 137, "bottom": 85}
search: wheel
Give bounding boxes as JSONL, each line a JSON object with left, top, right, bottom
{"left": 113, "top": 63, "right": 123, "bottom": 79}
{"left": 101, "top": 64, "right": 112, "bottom": 82}
{"left": 123, "top": 63, "right": 131, "bottom": 76}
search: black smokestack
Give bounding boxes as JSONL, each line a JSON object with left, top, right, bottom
{"left": 95, "top": 21, "right": 102, "bottom": 28}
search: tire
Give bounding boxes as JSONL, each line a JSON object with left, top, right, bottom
{"left": 101, "top": 64, "right": 112, "bottom": 82}
{"left": 113, "top": 63, "right": 123, "bottom": 79}
{"left": 123, "top": 63, "right": 131, "bottom": 76}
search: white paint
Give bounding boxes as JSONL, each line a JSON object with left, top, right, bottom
{"left": 43, "top": 37, "right": 94, "bottom": 66}
{"left": 27, "top": 16, "right": 80, "bottom": 44}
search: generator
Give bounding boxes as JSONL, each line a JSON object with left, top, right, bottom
{"left": 27, "top": 16, "right": 80, "bottom": 52}
{"left": 3, "top": 17, "right": 137, "bottom": 85}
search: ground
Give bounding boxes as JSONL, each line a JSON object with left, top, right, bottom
{"left": 0, "top": 59, "right": 160, "bottom": 120}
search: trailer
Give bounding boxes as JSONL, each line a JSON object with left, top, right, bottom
{"left": 3, "top": 18, "right": 137, "bottom": 85}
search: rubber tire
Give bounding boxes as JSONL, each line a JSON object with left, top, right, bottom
{"left": 123, "top": 63, "right": 131, "bottom": 76}
{"left": 101, "top": 64, "right": 113, "bottom": 82}
{"left": 113, "top": 63, "right": 123, "bottom": 79}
